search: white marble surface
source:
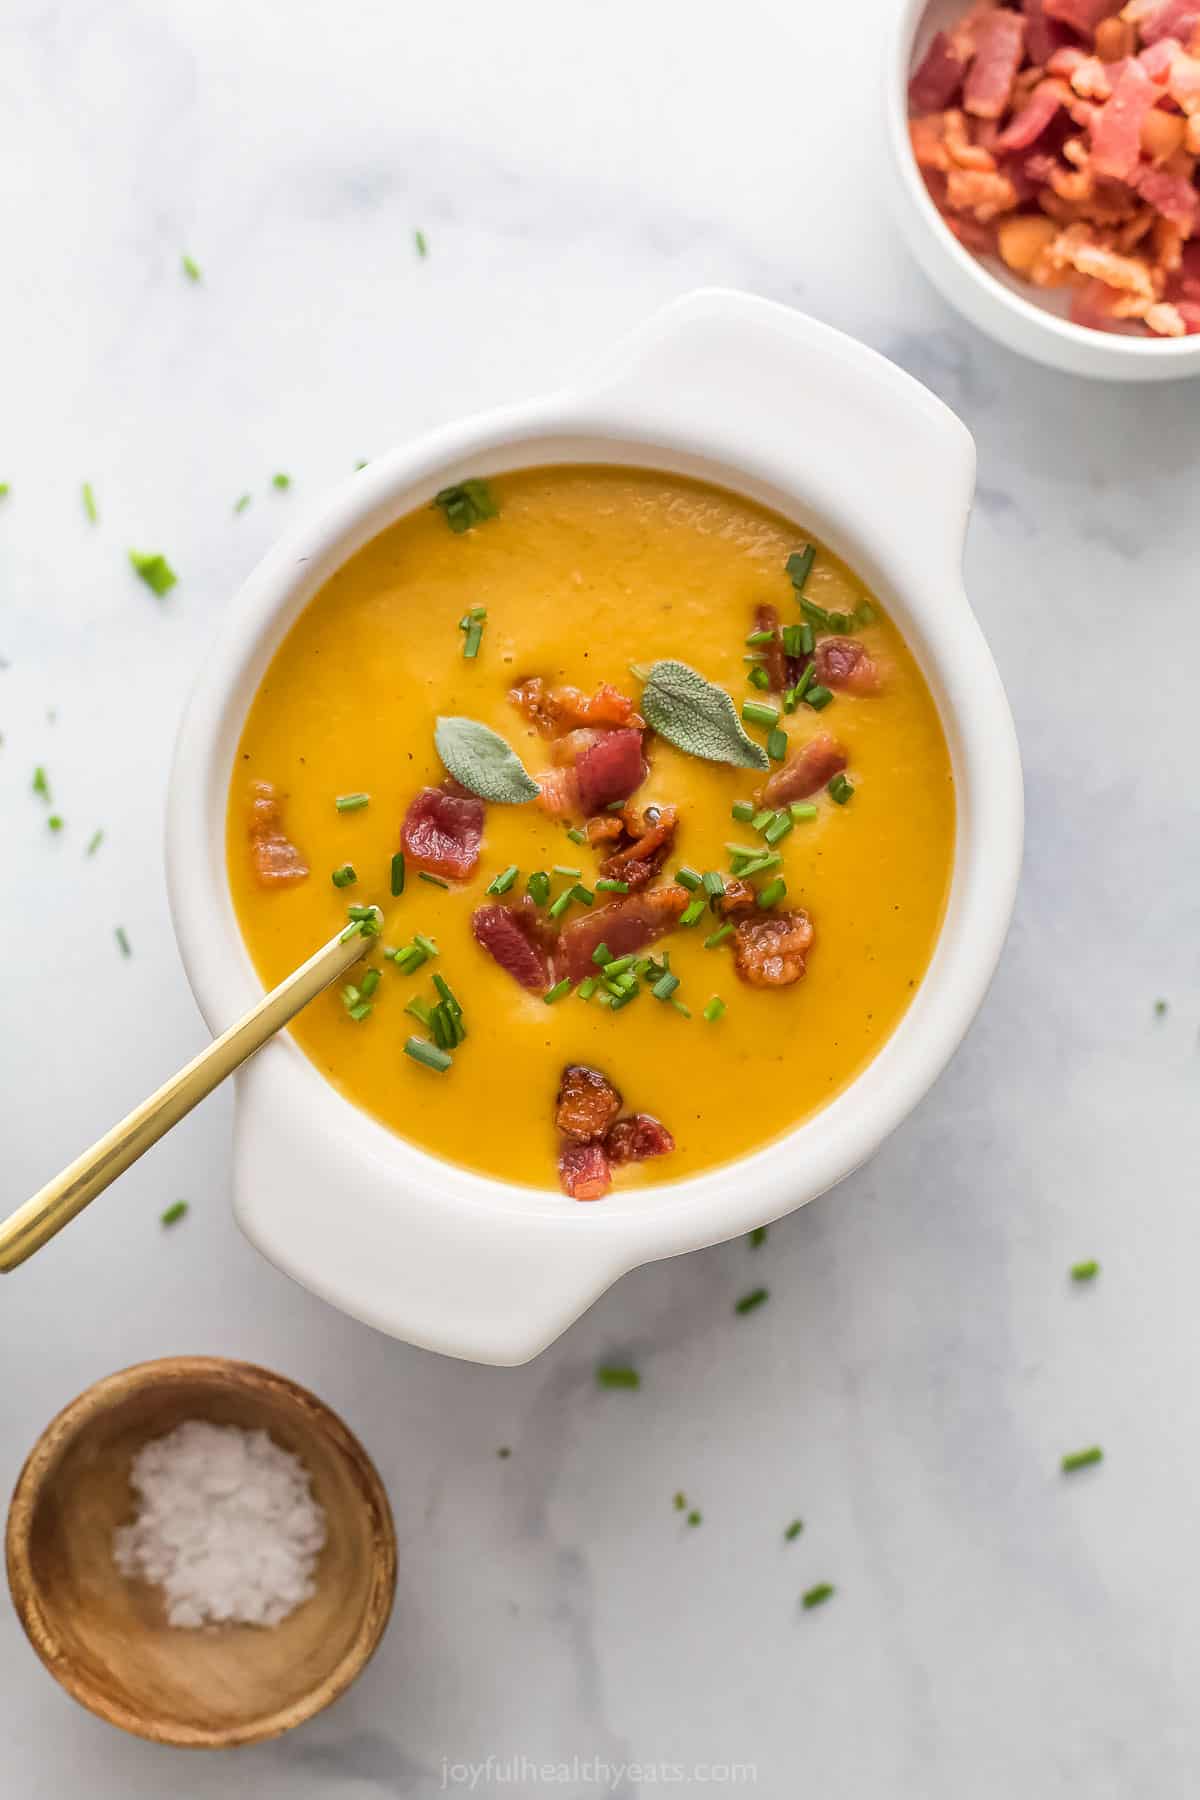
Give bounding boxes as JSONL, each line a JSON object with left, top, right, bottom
{"left": 3, "top": 0, "right": 1199, "bottom": 1794}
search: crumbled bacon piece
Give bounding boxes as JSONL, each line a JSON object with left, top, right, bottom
{"left": 558, "top": 1141, "right": 612, "bottom": 1201}
{"left": 1091, "top": 57, "right": 1158, "bottom": 178}
{"left": 732, "top": 911, "right": 815, "bottom": 989}
{"left": 813, "top": 637, "right": 881, "bottom": 696}
{"left": 713, "top": 879, "right": 758, "bottom": 918}
{"left": 1044, "top": 0, "right": 1124, "bottom": 29}
{"left": 248, "top": 781, "right": 309, "bottom": 887}
{"left": 534, "top": 766, "right": 581, "bottom": 817}
{"left": 760, "top": 734, "right": 848, "bottom": 808}
{"left": 605, "top": 1114, "right": 676, "bottom": 1165}
{"left": 964, "top": 9, "right": 1028, "bottom": 117}
{"left": 556, "top": 1064, "right": 623, "bottom": 1143}
{"left": 1137, "top": 0, "right": 1200, "bottom": 46}
{"left": 472, "top": 902, "right": 553, "bottom": 992}
{"left": 910, "top": 31, "right": 969, "bottom": 111}
{"left": 995, "top": 79, "right": 1065, "bottom": 148}
{"left": 598, "top": 804, "right": 678, "bottom": 890}
{"left": 557, "top": 884, "right": 691, "bottom": 982}
{"left": 510, "top": 677, "right": 642, "bottom": 736}
{"left": 575, "top": 729, "right": 646, "bottom": 815}
{"left": 402, "top": 786, "right": 485, "bottom": 880}
{"left": 754, "top": 604, "right": 788, "bottom": 692}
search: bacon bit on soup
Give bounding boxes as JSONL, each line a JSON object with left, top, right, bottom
{"left": 575, "top": 728, "right": 647, "bottom": 815}
{"left": 732, "top": 910, "right": 815, "bottom": 989}
{"left": 597, "top": 803, "right": 679, "bottom": 890}
{"left": 558, "top": 1140, "right": 612, "bottom": 1201}
{"left": 471, "top": 901, "right": 554, "bottom": 992}
{"left": 248, "top": 781, "right": 309, "bottom": 886}
{"left": 908, "top": 0, "right": 1200, "bottom": 336}
{"left": 402, "top": 785, "right": 485, "bottom": 881}
{"left": 713, "top": 878, "right": 759, "bottom": 918}
{"left": 812, "top": 637, "right": 881, "bottom": 696}
{"left": 533, "top": 766, "right": 581, "bottom": 817}
{"left": 510, "top": 677, "right": 643, "bottom": 736}
{"left": 754, "top": 604, "right": 789, "bottom": 692}
{"left": 759, "top": 733, "right": 848, "bottom": 808}
{"left": 556, "top": 1063, "right": 623, "bottom": 1143}
{"left": 557, "top": 884, "right": 691, "bottom": 982}
{"left": 605, "top": 1113, "right": 676, "bottom": 1164}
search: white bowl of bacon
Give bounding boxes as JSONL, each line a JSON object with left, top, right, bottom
{"left": 888, "top": 0, "right": 1200, "bottom": 375}
{"left": 167, "top": 291, "right": 1022, "bottom": 1365}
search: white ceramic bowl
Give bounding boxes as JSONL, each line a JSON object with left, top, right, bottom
{"left": 885, "top": 0, "right": 1200, "bottom": 380}
{"left": 168, "top": 289, "right": 1022, "bottom": 1366}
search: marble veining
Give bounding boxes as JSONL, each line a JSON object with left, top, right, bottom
{"left": 3, "top": 0, "right": 1200, "bottom": 1794}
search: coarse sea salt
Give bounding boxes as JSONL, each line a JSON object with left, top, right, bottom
{"left": 112, "top": 1419, "right": 327, "bottom": 1629}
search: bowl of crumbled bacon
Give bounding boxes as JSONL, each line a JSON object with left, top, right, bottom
{"left": 887, "top": 0, "right": 1200, "bottom": 375}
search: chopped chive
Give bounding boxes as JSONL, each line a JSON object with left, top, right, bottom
{"left": 791, "top": 661, "right": 816, "bottom": 706}
{"left": 594, "top": 878, "right": 630, "bottom": 893}
{"left": 413, "top": 933, "right": 439, "bottom": 958}
{"left": 781, "top": 623, "right": 803, "bottom": 658}
{"left": 414, "top": 228, "right": 428, "bottom": 257}
{"left": 160, "top": 1201, "right": 189, "bottom": 1226}
{"left": 577, "top": 976, "right": 598, "bottom": 1000}
{"left": 181, "top": 253, "right": 201, "bottom": 282}
{"left": 48, "top": 814, "right": 63, "bottom": 832}
{"left": 786, "top": 545, "right": 815, "bottom": 591}
{"left": 704, "top": 923, "right": 735, "bottom": 949}
{"left": 572, "top": 884, "right": 594, "bottom": 906}
{"left": 827, "top": 611, "right": 854, "bottom": 634}
{"left": 680, "top": 898, "right": 707, "bottom": 926}
{"left": 272, "top": 472, "right": 291, "bottom": 491}
{"left": 675, "top": 867, "right": 703, "bottom": 891}
{"left": 603, "top": 954, "right": 636, "bottom": 976}
{"left": 747, "top": 664, "right": 771, "bottom": 691}
{"left": 404, "top": 995, "right": 432, "bottom": 1025}
{"left": 115, "top": 926, "right": 131, "bottom": 957}
{"left": 591, "top": 942, "right": 612, "bottom": 967}
{"left": 0, "top": 483, "right": 9, "bottom": 499}
{"left": 553, "top": 864, "right": 582, "bottom": 878}
{"left": 81, "top": 482, "right": 98, "bottom": 524}
{"left": 527, "top": 870, "right": 550, "bottom": 906}
{"left": 857, "top": 599, "right": 877, "bottom": 624}
{"left": 784, "top": 1518, "right": 803, "bottom": 1541}
{"left": 751, "top": 809, "right": 774, "bottom": 832}
{"left": 404, "top": 1035, "right": 452, "bottom": 1072}
{"left": 1154, "top": 998, "right": 1168, "bottom": 1017}
{"left": 462, "top": 621, "right": 483, "bottom": 658}
{"left": 544, "top": 977, "right": 573, "bottom": 1005}
{"left": 85, "top": 828, "right": 104, "bottom": 857}
{"left": 742, "top": 700, "right": 779, "bottom": 729}
{"left": 805, "top": 684, "right": 834, "bottom": 711}
{"left": 486, "top": 864, "right": 519, "bottom": 896}
{"left": 1061, "top": 1446, "right": 1103, "bottom": 1474}
{"left": 565, "top": 826, "right": 587, "bottom": 846}
{"left": 233, "top": 493, "right": 252, "bottom": 514}
{"left": 1070, "top": 1260, "right": 1100, "bottom": 1282}
{"left": 346, "top": 902, "right": 374, "bottom": 920}
{"left": 347, "top": 1001, "right": 372, "bottom": 1022}
{"left": 789, "top": 802, "right": 818, "bottom": 822}
{"left": 432, "top": 972, "right": 461, "bottom": 1013}
{"left": 763, "top": 812, "right": 793, "bottom": 845}
{"left": 627, "top": 661, "right": 650, "bottom": 682}
{"left": 701, "top": 870, "right": 725, "bottom": 899}
{"left": 828, "top": 773, "right": 854, "bottom": 805}
{"left": 129, "top": 550, "right": 177, "bottom": 597}
{"left": 702, "top": 996, "right": 725, "bottom": 1023}
{"left": 33, "top": 767, "right": 50, "bottom": 801}
{"left": 757, "top": 877, "right": 787, "bottom": 909}
{"left": 433, "top": 479, "right": 498, "bottom": 534}
{"left": 605, "top": 799, "right": 625, "bottom": 812}
{"left": 674, "top": 1491, "right": 687, "bottom": 1510}
{"left": 731, "top": 800, "right": 755, "bottom": 824}
{"left": 389, "top": 851, "right": 406, "bottom": 897}
{"left": 671, "top": 999, "right": 692, "bottom": 1018}
{"left": 799, "top": 596, "right": 829, "bottom": 630}
{"left": 746, "top": 628, "right": 775, "bottom": 646}
{"left": 359, "top": 969, "right": 381, "bottom": 998}
{"left": 331, "top": 863, "right": 357, "bottom": 888}
{"left": 548, "top": 887, "right": 576, "bottom": 920}
{"left": 766, "top": 726, "right": 788, "bottom": 763}
{"left": 802, "top": 1583, "right": 834, "bottom": 1610}
{"left": 595, "top": 1365, "right": 640, "bottom": 1390}
{"left": 335, "top": 792, "right": 370, "bottom": 812}
{"left": 798, "top": 622, "right": 815, "bottom": 654}
{"left": 418, "top": 870, "right": 449, "bottom": 889}
{"left": 735, "top": 1287, "right": 768, "bottom": 1315}
{"left": 651, "top": 971, "right": 680, "bottom": 1001}
{"left": 687, "top": 1510, "right": 702, "bottom": 1527}
{"left": 748, "top": 1225, "right": 768, "bottom": 1248}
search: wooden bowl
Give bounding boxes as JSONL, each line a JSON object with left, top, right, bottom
{"left": 5, "top": 1356, "right": 396, "bottom": 1748}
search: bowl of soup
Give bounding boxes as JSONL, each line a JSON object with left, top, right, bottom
{"left": 167, "top": 289, "right": 1023, "bottom": 1364}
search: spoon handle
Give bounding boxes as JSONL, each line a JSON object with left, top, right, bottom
{"left": 0, "top": 927, "right": 368, "bottom": 1271}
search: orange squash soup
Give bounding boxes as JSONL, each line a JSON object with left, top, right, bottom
{"left": 227, "top": 467, "right": 954, "bottom": 1196}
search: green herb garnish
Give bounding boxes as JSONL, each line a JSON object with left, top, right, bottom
{"left": 160, "top": 1201, "right": 189, "bottom": 1226}
{"left": 735, "top": 1287, "right": 768, "bottom": 1315}
{"left": 460, "top": 606, "right": 486, "bottom": 659}
{"left": 596, "top": 1365, "right": 640, "bottom": 1390}
{"left": 790, "top": 802, "right": 817, "bottom": 822}
{"left": 702, "top": 996, "right": 725, "bottom": 1023}
{"left": 742, "top": 699, "right": 779, "bottom": 730}
{"left": 181, "top": 254, "right": 202, "bottom": 282}
{"left": 687, "top": 1510, "right": 702, "bottom": 1528}
{"left": 433, "top": 479, "right": 498, "bottom": 534}
{"left": 415, "top": 229, "right": 429, "bottom": 257}
{"left": 784, "top": 1518, "right": 803, "bottom": 1541}
{"left": 335, "top": 792, "right": 369, "bottom": 812}
{"left": 594, "top": 878, "right": 629, "bottom": 893}
{"left": 641, "top": 660, "right": 769, "bottom": 771}
{"left": 129, "top": 551, "right": 177, "bottom": 597}
{"left": 1061, "top": 1446, "right": 1103, "bottom": 1473}
{"left": 805, "top": 685, "right": 833, "bottom": 711}
{"left": 331, "top": 863, "right": 357, "bottom": 888}
{"left": 543, "top": 978, "right": 573, "bottom": 1005}
{"left": 680, "top": 898, "right": 707, "bottom": 926}
{"left": 747, "top": 665, "right": 771, "bottom": 692}
{"left": 115, "top": 926, "right": 132, "bottom": 957}
{"left": 763, "top": 811, "right": 793, "bottom": 845}
{"left": 1070, "top": 1260, "right": 1100, "bottom": 1282}
{"left": 434, "top": 716, "right": 538, "bottom": 804}
{"left": 418, "top": 870, "right": 449, "bottom": 889}
{"left": 828, "top": 773, "right": 854, "bottom": 805}
{"left": 82, "top": 482, "right": 98, "bottom": 524}
{"left": 1154, "top": 998, "right": 1168, "bottom": 1017}
{"left": 404, "top": 1035, "right": 453, "bottom": 1072}
{"left": 766, "top": 727, "right": 788, "bottom": 763}
{"left": 731, "top": 800, "right": 755, "bottom": 824}
{"left": 802, "top": 1583, "right": 834, "bottom": 1609}
{"left": 272, "top": 472, "right": 291, "bottom": 491}
{"left": 704, "top": 923, "right": 734, "bottom": 949}
{"left": 486, "top": 864, "right": 519, "bottom": 896}
{"left": 32, "top": 766, "right": 50, "bottom": 802}
{"left": 748, "top": 1225, "right": 767, "bottom": 1248}
{"left": 234, "top": 493, "right": 252, "bottom": 514}
{"left": 786, "top": 546, "right": 815, "bottom": 592}
{"left": 756, "top": 877, "right": 787, "bottom": 909}
{"left": 391, "top": 852, "right": 406, "bottom": 896}
{"left": 528, "top": 870, "right": 551, "bottom": 906}
{"left": 85, "top": 829, "right": 104, "bottom": 857}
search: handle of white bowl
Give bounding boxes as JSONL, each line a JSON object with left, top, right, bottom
{"left": 568, "top": 288, "right": 977, "bottom": 591}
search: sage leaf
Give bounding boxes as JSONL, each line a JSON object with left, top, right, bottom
{"left": 641, "top": 660, "right": 769, "bottom": 770}
{"left": 434, "top": 716, "right": 539, "bottom": 804}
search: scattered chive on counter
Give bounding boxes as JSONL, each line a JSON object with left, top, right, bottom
{"left": 673, "top": 1492, "right": 687, "bottom": 1511}
{"left": 1070, "top": 1260, "right": 1100, "bottom": 1282}
{"left": 414, "top": 229, "right": 428, "bottom": 257}
{"left": 1061, "top": 1446, "right": 1103, "bottom": 1474}
{"left": 48, "top": 814, "right": 63, "bottom": 832}
{"left": 272, "top": 473, "right": 291, "bottom": 491}
{"left": 160, "top": 1201, "right": 188, "bottom": 1226}
{"left": 1154, "top": 998, "right": 1168, "bottom": 1017}
{"left": 129, "top": 551, "right": 177, "bottom": 598}
{"left": 233, "top": 493, "right": 252, "bottom": 514}
{"left": 595, "top": 1365, "right": 640, "bottom": 1390}
{"left": 81, "top": 482, "right": 98, "bottom": 524}
{"left": 32, "top": 766, "right": 50, "bottom": 801}
{"left": 181, "top": 254, "right": 202, "bottom": 282}
{"left": 802, "top": 1583, "right": 834, "bottom": 1610}
{"left": 735, "top": 1288, "right": 768, "bottom": 1315}
{"left": 115, "top": 926, "right": 132, "bottom": 957}
{"left": 85, "top": 829, "right": 104, "bottom": 857}
{"left": 784, "top": 1519, "right": 803, "bottom": 1541}
{"left": 748, "top": 1225, "right": 768, "bottom": 1248}
{"left": 687, "top": 1510, "right": 702, "bottom": 1528}
{"left": 0, "top": 483, "right": 10, "bottom": 500}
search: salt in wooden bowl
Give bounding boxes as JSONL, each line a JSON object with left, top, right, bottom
{"left": 5, "top": 1355, "right": 396, "bottom": 1748}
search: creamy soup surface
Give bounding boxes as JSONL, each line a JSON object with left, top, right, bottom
{"left": 227, "top": 466, "right": 954, "bottom": 1195}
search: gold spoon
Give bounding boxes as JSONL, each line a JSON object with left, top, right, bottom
{"left": 0, "top": 922, "right": 373, "bottom": 1271}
